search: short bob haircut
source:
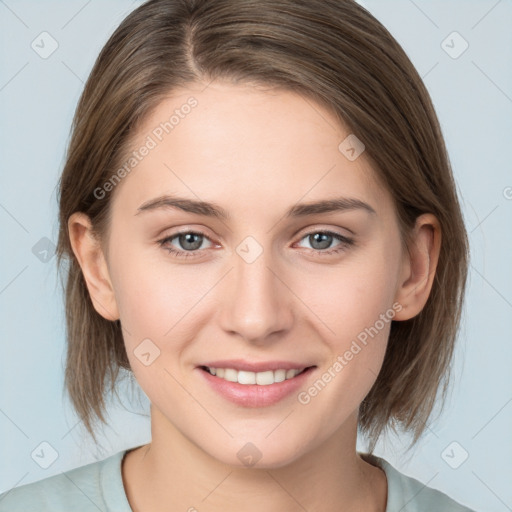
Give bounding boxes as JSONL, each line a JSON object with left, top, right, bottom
{"left": 56, "top": 0, "right": 469, "bottom": 453}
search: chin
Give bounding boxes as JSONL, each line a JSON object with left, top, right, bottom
{"left": 201, "top": 431, "right": 314, "bottom": 470}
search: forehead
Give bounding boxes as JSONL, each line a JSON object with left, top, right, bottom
{"left": 111, "top": 81, "right": 390, "bottom": 217}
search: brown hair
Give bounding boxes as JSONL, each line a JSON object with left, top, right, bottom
{"left": 56, "top": 0, "right": 469, "bottom": 452}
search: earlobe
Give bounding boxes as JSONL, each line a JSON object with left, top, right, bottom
{"left": 67, "top": 212, "right": 119, "bottom": 321}
{"left": 393, "top": 213, "right": 441, "bottom": 321}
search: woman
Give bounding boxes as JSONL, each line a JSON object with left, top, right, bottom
{"left": 0, "top": 0, "right": 474, "bottom": 510}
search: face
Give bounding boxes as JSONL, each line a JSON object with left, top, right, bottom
{"left": 102, "top": 81, "right": 407, "bottom": 468}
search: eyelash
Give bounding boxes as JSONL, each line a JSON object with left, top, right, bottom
{"left": 158, "top": 229, "right": 355, "bottom": 259}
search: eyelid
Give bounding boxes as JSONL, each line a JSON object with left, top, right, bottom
{"left": 158, "top": 224, "right": 353, "bottom": 245}
{"left": 158, "top": 226, "right": 216, "bottom": 243}
{"left": 293, "top": 224, "right": 354, "bottom": 239}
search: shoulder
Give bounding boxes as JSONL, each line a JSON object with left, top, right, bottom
{"left": 0, "top": 449, "right": 132, "bottom": 512}
{"left": 359, "top": 452, "right": 477, "bottom": 512}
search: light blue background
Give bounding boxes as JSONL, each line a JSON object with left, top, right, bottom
{"left": 1, "top": 1, "right": 511, "bottom": 510}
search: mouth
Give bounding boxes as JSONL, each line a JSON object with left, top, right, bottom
{"left": 196, "top": 361, "right": 317, "bottom": 407}
{"left": 199, "top": 365, "right": 312, "bottom": 385}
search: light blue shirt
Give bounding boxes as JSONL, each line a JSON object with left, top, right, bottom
{"left": 0, "top": 448, "right": 476, "bottom": 511}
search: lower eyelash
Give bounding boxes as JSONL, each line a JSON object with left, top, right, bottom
{"left": 158, "top": 235, "right": 205, "bottom": 259}
{"left": 162, "top": 247, "right": 196, "bottom": 258}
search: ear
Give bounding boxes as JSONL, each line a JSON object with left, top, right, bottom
{"left": 393, "top": 213, "right": 441, "bottom": 321}
{"left": 67, "top": 212, "right": 119, "bottom": 321}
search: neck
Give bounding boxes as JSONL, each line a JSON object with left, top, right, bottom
{"left": 122, "top": 407, "right": 387, "bottom": 512}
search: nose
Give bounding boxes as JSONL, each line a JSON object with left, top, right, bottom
{"left": 218, "top": 244, "right": 293, "bottom": 344}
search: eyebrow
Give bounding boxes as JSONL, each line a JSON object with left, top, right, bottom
{"left": 135, "top": 194, "right": 376, "bottom": 220}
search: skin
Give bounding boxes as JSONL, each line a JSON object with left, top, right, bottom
{"left": 69, "top": 81, "right": 441, "bottom": 512}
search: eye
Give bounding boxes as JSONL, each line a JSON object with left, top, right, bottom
{"left": 295, "top": 230, "right": 354, "bottom": 256}
{"left": 158, "top": 229, "right": 354, "bottom": 260}
{"left": 158, "top": 230, "right": 214, "bottom": 259}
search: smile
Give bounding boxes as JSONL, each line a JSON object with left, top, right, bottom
{"left": 201, "top": 366, "right": 308, "bottom": 385}
{"left": 197, "top": 363, "right": 317, "bottom": 407}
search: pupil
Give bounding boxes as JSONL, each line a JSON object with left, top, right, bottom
{"left": 311, "top": 233, "right": 331, "bottom": 250}
{"left": 180, "top": 233, "right": 202, "bottom": 250}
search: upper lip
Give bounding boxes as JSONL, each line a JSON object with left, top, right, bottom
{"left": 199, "top": 359, "right": 315, "bottom": 372}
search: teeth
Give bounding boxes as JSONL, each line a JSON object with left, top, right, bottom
{"left": 256, "top": 371, "right": 273, "bottom": 385}
{"left": 205, "top": 367, "right": 304, "bottom": 385}
{"left": 286, "top": 369, "right": 297, "bottom": 379}
{"left": 274, "top": 369, "right": 286, "bottom": 383}
{"left": 224, "top": 368, "right": 238, "bottom": 382}
{"left": 238, "top": 370, "right": 256, "bottom": 385}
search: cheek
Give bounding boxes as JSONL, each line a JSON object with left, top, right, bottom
{"left": 293, "top": 239, "right": 401, "bottom": 398}
{"left": 109, "top": 242, "right": 215, "bottom": 351}
{"left": 301, "top": 247, "right": 399, "bottom": 345}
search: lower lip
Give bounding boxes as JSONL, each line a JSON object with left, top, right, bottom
{"left": 197, "top": 367, "right": 316, "bottom": 407}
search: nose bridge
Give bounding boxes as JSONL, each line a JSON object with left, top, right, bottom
{"left": 219, "top": 235, "right": 292, "bottom": 342}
